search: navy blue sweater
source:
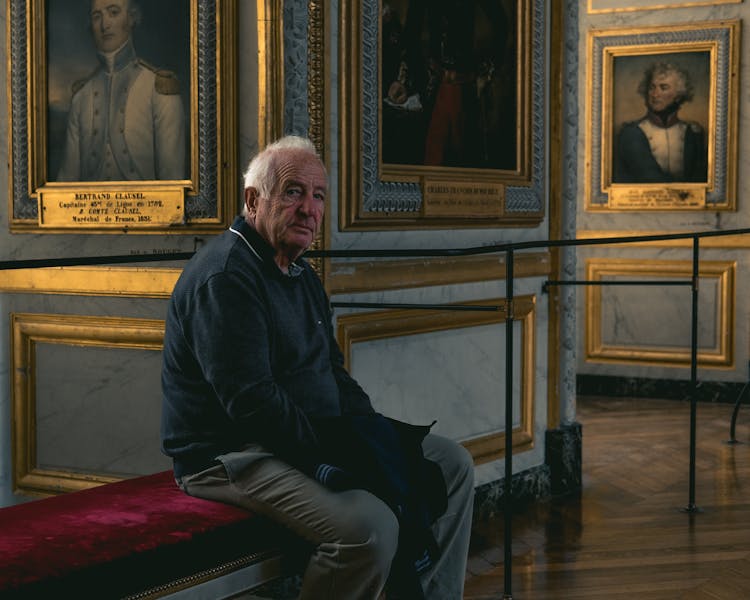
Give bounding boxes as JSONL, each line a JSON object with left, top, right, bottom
{"left": 161, "top": 216, "right": 373, "bottom": 477}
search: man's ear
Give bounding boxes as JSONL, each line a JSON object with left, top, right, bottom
{"left": 244, "top": 187, "right": 258, "bottom": 216}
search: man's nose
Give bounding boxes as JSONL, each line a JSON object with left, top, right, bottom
{"left": 297, "top": 194, "right": 321, "bottom": 217}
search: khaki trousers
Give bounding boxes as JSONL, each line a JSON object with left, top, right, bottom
{"left": 178, "top": 433, "right": 474, "bottom": 600}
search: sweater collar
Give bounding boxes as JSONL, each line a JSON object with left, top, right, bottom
{"left": 229, "top": 216, "right": 305, "bottom": 279}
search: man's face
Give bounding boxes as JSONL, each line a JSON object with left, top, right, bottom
{"left": 91, "top": 0, "right": 133, "bottom": 53}
{"left": 647, "top": 72, "right": 682, "bottom": 113}
{"left": 246, "top": 150, "right": 327, "bottom": 266}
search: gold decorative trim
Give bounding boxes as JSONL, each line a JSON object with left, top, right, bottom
{"left": 585, "top": 259, "right": 735, "bottom": 367}
{"left": 578, "top": 230, "right": 750, "bottom": 249}
{"left": 587, "top": 0, "right": 741, "bottom": 14}
{"left": 327, "top": 252, "right": 551, "bottom": 295}
{"left": 124, "top": 551, "right": 282, "bottom": 600}
{"left": 257, "top": 0, "right": 284, "bottom": 149}
{"left": 11, "top": 313, "right": 165, "bottom": 496}
{"left": 336, "top": 297, "right": 536, "bottom": 465}
{"left": 0, "top": 254, "right": 552, "bottom": 299}
{"left": 0, "top": 267, "right": 181, "bottom": 297}
{"left": 305, "top": 0, "right": 325, "bottom": 278}
{"left": 0, "top": 254, "right": 555, "bottom": 304}
{"left": 307, "top": 0, "right": 324, "bottom": 156}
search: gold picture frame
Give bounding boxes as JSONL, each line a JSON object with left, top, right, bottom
{"left": 7, "top": 0, "right": 238, "bottom": 233}
{"left": 584, "top": 259, "right": 735, "bottom": 368}
{"left": 587, "top": 0, "right": 742, "bottom": 13}
{"left": 11, "top": 312, "right": 166, "bottom": 496}
{"left": 338, "top": 0, "right": 544, "bottom": 229}
{"left": 336, "top": 297, "right": 536, "bottom": 465}
{"left": 585, "top": 21, "right": 740, "bottom": 212}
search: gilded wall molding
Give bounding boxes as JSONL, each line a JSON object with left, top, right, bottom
{"left": 11, "top": 313, "right": 165, "bottom": 496}
{"left": 579, "top": 230, "right": 750, "bottom": 249}
{"left": 0, "top": 253, "right": 551, "bottom": 298}
{"left": 585, "top": 259, "right": 735, "bottom": 367}
{"left": 327, "top": 252, "right": 550, "bottom": 295}
{"left": 0, "top": 267, "right": 181, "bottom": 297}
{"left": 257, "top": 0, "right": 284, "bottom": 147}
{"left": 336, "top": 296, "right": 536, "bottom": 465}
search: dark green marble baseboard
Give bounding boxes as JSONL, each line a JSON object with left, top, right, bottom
{"left": 577, "top": 374, "right": 747, "bottom": 403}
{"left": 473, "top": 465, "right": 551, "bottom": 521}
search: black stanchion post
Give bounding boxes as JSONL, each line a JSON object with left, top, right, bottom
{"left": 727, "top": 383, "right": 748, "bottom": 444}
{"left": 684, "top": 236, "right": 701, "bottom": 513}
{"left": 503, "top": 249, "right": 514, "bottom": 599}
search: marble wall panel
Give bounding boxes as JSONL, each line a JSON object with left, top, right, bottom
{"left": 577, "top": 247, "right": 746, "bottom": 381}
{"left": 350, "top": 322, "right": 524, "bottom": 442}
{"left": 35, "top": 345, "right": 170, "bottom": 478}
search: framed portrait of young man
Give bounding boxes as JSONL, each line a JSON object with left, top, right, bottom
{"left": 585, "top": 21, "right": 739, "bottom": 211}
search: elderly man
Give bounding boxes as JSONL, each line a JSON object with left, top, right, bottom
{"left": 57, "top": 0, "right": 185, "bottom": 181}
{"left": 613, "top": 61, "right": 707, "bottom": 184}
{"left": 161, "top": 136, "right": 475, "bottom": 599}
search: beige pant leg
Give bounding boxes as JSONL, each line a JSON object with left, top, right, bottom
{"left": 178, "top": 456, "right": 399, "bottom": 600}
{"left": 420, "top": 433, "right": 476, "bottom": 599}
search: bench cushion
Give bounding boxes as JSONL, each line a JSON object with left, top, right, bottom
{"left": 0, "top": 470, "right": 281, "bottom": 598}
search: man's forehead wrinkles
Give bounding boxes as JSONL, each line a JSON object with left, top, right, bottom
{"left": 275, "top": 163, "right": 327, "bottom": 189}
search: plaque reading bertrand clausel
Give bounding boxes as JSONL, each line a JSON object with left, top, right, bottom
{"left": 38, "top": 184, "right": 185, "bottom": 228}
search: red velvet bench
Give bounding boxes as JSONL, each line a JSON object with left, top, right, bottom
{"left": 0, "top": 470, "right": 292, "bottom": 599}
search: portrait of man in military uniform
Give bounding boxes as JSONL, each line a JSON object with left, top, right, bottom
{"left": 48, "top": 0, "right": 190, "bottom": 182}
{"left": 610, "top": 51, "right": 711, "bottom": 185}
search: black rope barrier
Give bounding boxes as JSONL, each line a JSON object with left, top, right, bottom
{"left": 3, "top": 227, "right": 749, "bottom": 271}
{"left": 688, "top": 237, "right": 701, "bottom": 513}
{"left": 728, "top": 383, "right": 750, "bottom": 445}
{"left": 0, "top": 252, "right": 195, "bottom": 271}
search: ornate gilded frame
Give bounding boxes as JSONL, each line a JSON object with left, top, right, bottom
{"left": 336, "top": 296, "right": 536, "bottom": 465}
{"left": 587, "top": 0, "right": 742, "bottom": 13}
{"left": 338, "top": 0, "right": 544, "bottom": 229}
{"left": 585, "top": 259, "right": 735, "bottom": 367}
{"left": 11, "top": 312, "right": 165, "bottom": 496}
{"left": 7, "top": 0, "right": 238, "bottom": 233}
{"left": 585, "top": 21, "right": 740, "bottom": 211}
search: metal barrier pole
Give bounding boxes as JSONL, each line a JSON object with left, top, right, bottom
{"left": 503, "top": 248, "right": 514, "bottom": 599}
{"left": 684, "top": 236, "right": 701, "bottom": 513}
{"left": 727, "top": 383, "right": 748, "bottom": 444}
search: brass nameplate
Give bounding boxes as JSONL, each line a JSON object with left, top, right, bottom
{"left": 38, "top": 185, "right": 185, "bottom": 228}
{"left": 422, "top": 179, "right": 504, "bottom": 218}
{"left": 609, "top": 185, "right": 706, "bottom": 210}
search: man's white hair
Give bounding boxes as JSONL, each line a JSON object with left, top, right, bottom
{"left": 241, "top": 136, "right": 326, "bottom": 216}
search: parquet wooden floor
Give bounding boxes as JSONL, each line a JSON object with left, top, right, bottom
{"left": 463, "top": 395, "right": 750, "bottom": 599}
